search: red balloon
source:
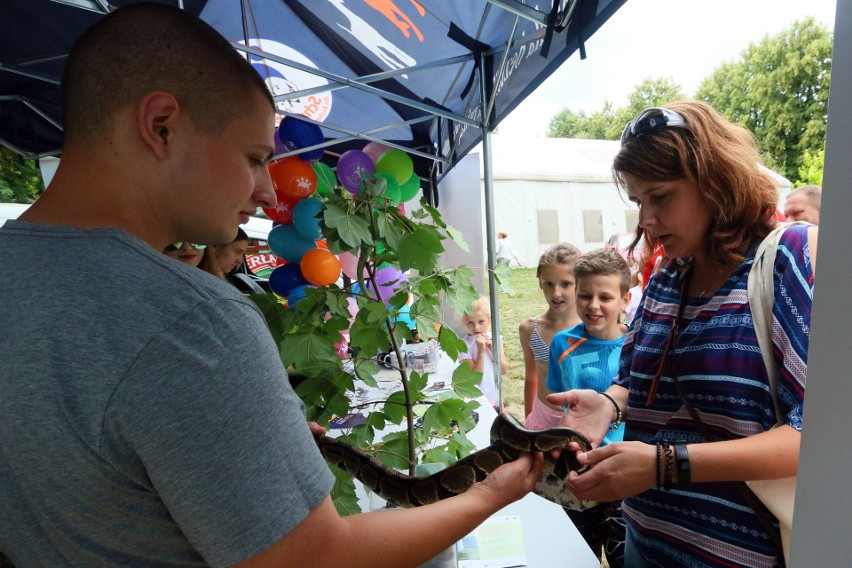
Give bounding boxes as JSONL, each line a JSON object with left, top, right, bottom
{"left": 262, "top": 191, "right": 299, "bottom": 224}
{"left": 269, "top": 157, "right": 316, "bottom": 199}
{"left": 300, "top": 248, "right": 341, "bottom": 286}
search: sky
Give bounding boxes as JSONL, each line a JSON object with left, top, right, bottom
{"left": 498, "top": 0, "right": 838, "bottom": 138}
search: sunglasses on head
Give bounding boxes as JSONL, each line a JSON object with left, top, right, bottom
{"left": 621, "top": 107, "right": 691, "bottom": 145}
{"left": 164, "top": 242, "right": 207, "bottom": 252}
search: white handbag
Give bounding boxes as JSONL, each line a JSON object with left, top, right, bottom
{"left": 745, "top": 221, "right": 809, "bottom": 565}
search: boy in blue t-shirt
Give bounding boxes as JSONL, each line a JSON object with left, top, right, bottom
{"left": 545, "top": 247, "right": 630, "bottom": 567}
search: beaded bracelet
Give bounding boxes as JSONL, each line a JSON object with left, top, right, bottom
{"left": 661, "top": 440, "right": 674, "bottom": 491}
{"left": 599, "top": 392, "right": 623, "bottom": 431}
{"left": 655, "top": 442, "right": 662, "bottom": 490}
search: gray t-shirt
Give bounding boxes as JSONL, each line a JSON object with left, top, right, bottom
{"left": 0, "top": 221, "right": 334, "bottom": 567}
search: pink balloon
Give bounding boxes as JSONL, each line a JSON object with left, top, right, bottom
{"left": 346, "top": 296, "right": 358, "bottom": 321}
{"left": 362, "top": 142, "right": 391, "bottom": 164}
{"left": 339, "top": 251, "right": 360, "bottom": 280}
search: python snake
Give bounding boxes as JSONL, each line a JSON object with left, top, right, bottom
{"left": 314, "top": 413, "right": 595, "bottom": 510}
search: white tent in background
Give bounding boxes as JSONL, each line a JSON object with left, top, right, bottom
{"left": 476, "top": 135, "right": 792, "bottom": 267}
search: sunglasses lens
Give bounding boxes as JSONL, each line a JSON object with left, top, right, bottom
{"left": 621, "top": 108, "right": 688, "bottom": 144}
{"left": 165, "top": 242, "right": 206, "bottom": 251}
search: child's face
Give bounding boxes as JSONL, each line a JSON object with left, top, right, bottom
{"left": 539, "top": 264, "right": 577, "bottom": 313}
{"left": 463, "top": 309, "right": 491, "bottom": 336}
{"left": 575, "top": 274, "right": 629, "bottom": 340}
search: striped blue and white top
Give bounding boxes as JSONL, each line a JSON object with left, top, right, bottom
{"left": 615, "top": 225, "right": 813, "bottom": 568}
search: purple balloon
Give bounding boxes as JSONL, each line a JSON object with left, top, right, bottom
{"left": 336, "top": 150, "right": 375, "bottom": 195}
{"left": 366, "top": 266, "right": 408, "bottom": 303}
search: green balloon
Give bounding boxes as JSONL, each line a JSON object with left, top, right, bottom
{"left": 312, "top": 161, "right": 336, "bottom": 195}
{"left": 399, "top": 173, "right": 420, "bottom": 202}
{"left": 375, "top": 172, "right": 401, "bottom": 204}
{"left": 375, "top": 148, "right": 413, "bottom": 185}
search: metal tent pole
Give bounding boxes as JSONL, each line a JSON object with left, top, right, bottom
{"left": 479, "top": 52, "right": 502, "bottom": 411}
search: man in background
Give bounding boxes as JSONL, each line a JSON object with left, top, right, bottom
{"left": 784, "top": 184, "right": 821, "bottom": 224}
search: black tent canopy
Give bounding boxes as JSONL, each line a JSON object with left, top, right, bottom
{"left": 1, "top": 0, "right": 626, "bottom": 193}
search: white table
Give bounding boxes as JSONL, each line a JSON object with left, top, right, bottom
{"left": 346, "top": 350, "right": 600, "bottom": 567}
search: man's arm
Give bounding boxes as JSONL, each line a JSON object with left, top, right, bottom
{"left": 235, "top": 453, "right": 544, "bottom": 567}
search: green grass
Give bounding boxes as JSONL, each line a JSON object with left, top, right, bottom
{"left": 497, "top": 268, "right": 547, "bottom": 419}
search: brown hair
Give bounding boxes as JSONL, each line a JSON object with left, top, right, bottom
{"left": 62, "top": 3, "right": 273, "bottom": 146}
{"left": 613, "top": 100, "right": 777, "bottom": 267}
{"left": 536, "top": 242, "right": 582, "bottom": 278}
{"left": 573, "top": 248, "right": 631, "bottom": 296}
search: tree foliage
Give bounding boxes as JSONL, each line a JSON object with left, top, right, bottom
{"left": 546, "top": 19, "right": 831, "bottom": 185}
{"left": 252, "top": 171, "right": 509, "bottom": 514}
{"left": 547, "top": 77, "right": 686, "bottom": 139}
{"left": 0, "top": 147, "right": 44, "bottom": 203}
{"left": 697, "top": 18, "right": 832, "bottom": 181}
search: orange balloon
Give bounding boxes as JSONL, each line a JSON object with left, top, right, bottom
{"left": 300, "top": 248, "right": 341, "bottom": 286}
{"left": 269, "top": 157, "right": 317, "bottom": 199}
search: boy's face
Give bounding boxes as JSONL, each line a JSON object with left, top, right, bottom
{"left": 463, "top": 309, "right": 491, "bottom": 336}
{"left": 575, "top": 274, "right": 629, "bottom": 340}
{"left": 538, "top": 264, "right": 576, "bottom": 313}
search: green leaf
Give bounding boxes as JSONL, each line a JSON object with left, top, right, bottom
{"left": 438, "top": 325, "right": 467, "bottom": 360}
{"left": 376, "top": 430, "right": 413, "bottom": 470}
{"left": 279, "top": 331, "right": 340, "bottom": 370}
{"left": 451, "top": 364, "right": 484, "bottom": 399}
{"left": 442, "top": 268, "right": 479, "bottom": 316}
{"left": 328, "top": 465, "right": 362, "bottom": 516}
{"left": 324, "top": 202, "right": 374, "bottom": 248}
{"left": 353, "top": 359, "right": 380, "bottom": 388}
{"left": 445, "top": 225, "right": 469, "bottom": 252}
{"left": 493, "top": 263, "right": 515, "bottom": 295}
{"left": 396, "top": 225, "right": 444, "bottom": 273}
{"left": 408, "top": 369, "right": 428, "bottom": 394}
{"left": 376, "top": 212, "right": 405, "bottom": 250}
{"left": 382, "top": 390, "right": 409, "bottom": 424}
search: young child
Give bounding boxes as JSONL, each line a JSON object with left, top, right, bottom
{"left": 459, "top": 297, "right": 508, "bottom": 408}
{"left": 518, "top": 243, "right": 582, "bottom": 429}
{"left": 624, "top": 268, "right": 643, "bottom": 324}
{"left": 545, "top": 247, "right": 630, "bottom": 567}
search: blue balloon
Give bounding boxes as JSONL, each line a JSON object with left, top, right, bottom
{"left": 292, "top": 197, "right": 324, "bottom": 240}
{"left": 287, "top": 284, "right": 314, "bottom": 310}
{"left": 267, "top": 224, "right": 316, "bottom": 263}
{"left": 393, "top": 303, "right": 416, "bottom": 330}
{"left": 278, "top": 116, "right": 324, "bottom": 161}
{"left": 268, "top": 263, "right": 307, "bottom": 297}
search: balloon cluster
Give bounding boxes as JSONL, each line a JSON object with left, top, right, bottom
{"left": 264, "top": 117, "right": 422, "bottom": 311}
{"left": 336, "top": 142, "right": 421, "bottom": 204}
{"left": 265, "top": 116, "right": 339, "bottom": 308}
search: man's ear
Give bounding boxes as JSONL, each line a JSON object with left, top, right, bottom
{"left": 137, "top": 92, "right": 180, "bottom": 160}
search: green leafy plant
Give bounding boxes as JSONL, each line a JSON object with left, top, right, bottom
{"left": 253, "top": 171, "right": 511, "bottom": 514}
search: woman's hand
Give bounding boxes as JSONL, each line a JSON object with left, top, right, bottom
{"left": 547, "top": 389, "right": 613, "bottom": 448}
{"left": 564, "top": 441, "right": 657, "bottom": 502}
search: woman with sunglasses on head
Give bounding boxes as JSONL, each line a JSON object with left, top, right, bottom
{"left": 163, "top": 241, "right": 224, "bottom": 279}
{"left": 549, "top": 100, "right": 816, "bottom": 567}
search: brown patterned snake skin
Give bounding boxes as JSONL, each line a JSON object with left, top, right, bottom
{"left": 314, "top": 413, "right": 596, "bottom": 510}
